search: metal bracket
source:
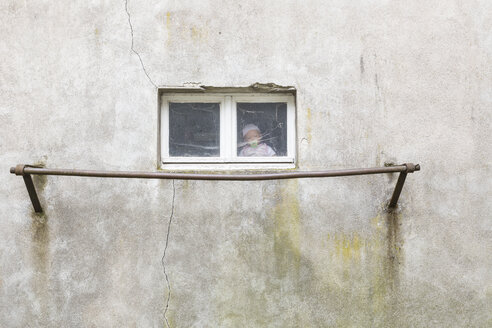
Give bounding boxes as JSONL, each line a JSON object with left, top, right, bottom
{"left": 12, "top": 164, "right": 43, "bottom": 213}
{"left": 388, "top": 163, "right": 420, "bottom": 208}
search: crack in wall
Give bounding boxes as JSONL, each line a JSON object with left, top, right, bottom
{"left": 161, "top": 179, "right": 176, "bottom": 328}
{"left": 124, "top": 0, "right": 157, "bottom": 88}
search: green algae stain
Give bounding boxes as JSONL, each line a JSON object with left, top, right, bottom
{"left": 316, "top": 210, "right": 404, "bottom": 326}
{"left": 30, "top": 212, "right": 50, "bottom": 269}
{"left": 272, "top": 179, "right": 301, "bottom": 279}
{"left": 165, "top": 12, "right": 172, "bottom": 46}
{"left": 209, "top": 180, "right": 307, "bottom": 327}
{"left": 166, "top": 12, "right": 171, "bottom": 30}
{"left": 190, "top": 26, "right": 208, "bottom": 42}
{"left": 369, "top": 211, "right": 404, "bottom": 325}
{"left": 34, "top": 174, "right": 48, "bottom": 193}
{"left": 180, "top": 179, "right": 189, "bottom": 191}
{"left": 385, "top": 210, "right": 403, "bottom": 292}
{"left": 306, "top": 107, "right": 312, "bottom": 143}
{"left": 31, "top": 157, "right": 48, "bottom": 192}
{"left": 165, "top": 308, "right": 176, "bottom": 328}
{"left": 168, "top": 184, "right": 405, "bottom": 326}
{"left": 30, "top": 211, "right": 50, "bottom": 325}
{"left": 334, "top": 232, "right": 362, "bottom": 262}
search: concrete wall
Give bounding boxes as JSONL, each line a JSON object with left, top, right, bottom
{"left": 1, "top": 1, "right": 491, "bottom": 326}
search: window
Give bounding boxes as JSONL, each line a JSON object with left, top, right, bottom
{"left": 159, "top": 92, "right": 296, "bottom": 169}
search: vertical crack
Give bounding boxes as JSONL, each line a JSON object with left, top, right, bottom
{"left": 124, "top": 0, "right": 157, "bottom": 88}
{"left": 162, "top": 179, "right": 176, "bottom": 328}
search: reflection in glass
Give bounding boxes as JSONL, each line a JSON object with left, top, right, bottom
{"left": 237, "top": 103, "right": 287, "bottom": 157}
{"left": 169, "top": 103, "right": 220, "bottom": 157}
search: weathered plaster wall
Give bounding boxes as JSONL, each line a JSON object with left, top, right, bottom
{"left": 1, "top": 0, "right": 491, "bottom": 327}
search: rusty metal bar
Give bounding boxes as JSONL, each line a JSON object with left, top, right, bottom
{"left": 11, "top": 164, "right": 418, "bottom": 180}
{"left": 22, "top": 174, "right": 43, "bottom": 213}
{"left": 11, "top": 163, "right": 420, "bottom": 213}
{"left": 388, "top": 172, "right": 407, "bottom": 208}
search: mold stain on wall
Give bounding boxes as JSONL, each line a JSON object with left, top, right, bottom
{"left": 29, "top": 158, "right": 51, "bottom": 324}
{"left": 272, "top": 179, "right": 301, "bottom": 280}
{"left": 190, "top": 26, "right": 208, "bottom": 42}
{"left": 268, "top": 186, "right": 405, "bottom": 327}
{"left": 165, "top": 12, "right": 171, "bottom": 45}
{"left": 206, "top": 180, "right": 306, "bottom": 327}
{"left": 360, "top": 55, "right": 365, "bottom": 78}
{"left": 300, "top": 209, "right": 405, "bottom": 327}
{"left": 305, "top": 107, "right": 312, "bottom": 144}
{"left": 333, "top": 232, "right": 362, "bottom": 263}
{"left": 30, "top": 211, "right": 50, "bottom": 325}
{"left": 385, "top": 210, "right": 403, "bottom": 291}
{"left": 167, "top": 179, "right": 405, "bottom": 327}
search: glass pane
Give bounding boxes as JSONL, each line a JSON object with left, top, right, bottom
{"left": 237, "top": 102, "right": 287, "bottom": 157}
{"left": 169, "top": 102, "right": 220, "bottom": 157}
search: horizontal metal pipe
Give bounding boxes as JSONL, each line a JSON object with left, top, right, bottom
{"left": 10, "top": 164, "right": 419, "bottom": 181}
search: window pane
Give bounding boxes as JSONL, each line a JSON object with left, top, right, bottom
{"left": 237, "top": 103, "right": 287, "bottom": 157}
{"left": 169, "top": 102, "right": 220, "bottom": 157}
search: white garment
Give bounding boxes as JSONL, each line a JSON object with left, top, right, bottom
{"left": 239, "top": 143, "right": 276, "bottom": 157}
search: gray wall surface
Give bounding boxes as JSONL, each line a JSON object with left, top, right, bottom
{"left": 1, "top": 0, "right": 491, "bottom": 327}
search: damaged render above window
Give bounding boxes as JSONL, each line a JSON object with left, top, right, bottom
{"left": 159, "top": 85, "right": 296, "bottom": 169}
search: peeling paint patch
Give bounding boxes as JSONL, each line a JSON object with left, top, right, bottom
{"left": 161, "top": 83, "right": 296, "bottom": 94}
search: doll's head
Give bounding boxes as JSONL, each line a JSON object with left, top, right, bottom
{"left": 242, "top": 124, "right": 261, "bottom": 147}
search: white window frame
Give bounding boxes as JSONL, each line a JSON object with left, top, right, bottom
{"left": 160, "top": 93, "right": 296, "bottom": 170}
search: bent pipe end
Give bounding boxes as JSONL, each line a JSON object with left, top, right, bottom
{"left": 11, "top": 164, "right": 45, "bottom": 176}
{"left": 404, "top": 163, "right": 420, "bottom": 173}
{"left": 11, "top": 164, "right": 25, "bottom": 176}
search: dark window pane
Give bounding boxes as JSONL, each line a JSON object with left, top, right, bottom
{"left": 237, "top": 103, "right": 287, "bottom": 157}
{"left": 169, "top": 103, "right": 220, "bottom": 157}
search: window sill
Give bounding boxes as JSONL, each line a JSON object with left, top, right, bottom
{"left": 159, "top": 162, "right": 296, "bottom": 171}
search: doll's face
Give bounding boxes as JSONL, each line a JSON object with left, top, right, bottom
{"left": 244, "top": 129, "right": 261, "bottom": 144}
{"left": 244, "top": 129, "right": 261, "bottom": 148}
